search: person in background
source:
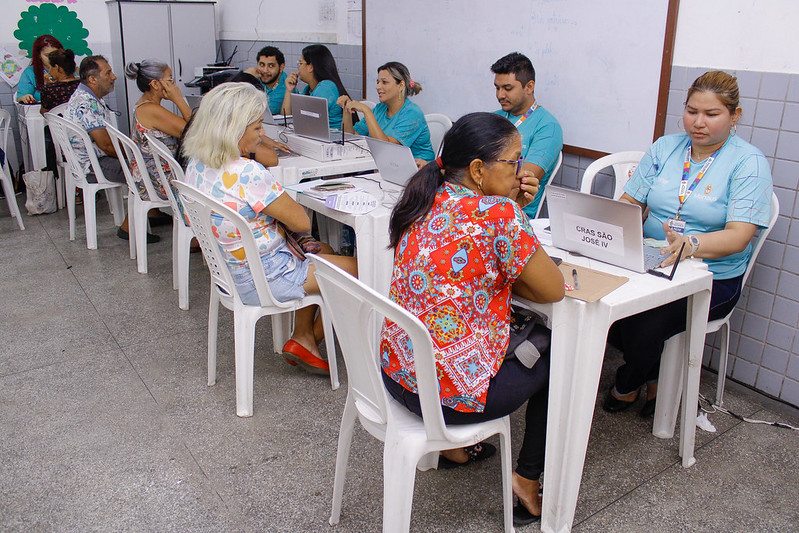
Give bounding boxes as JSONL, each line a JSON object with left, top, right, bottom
{"left": 603, "top": 70, "right": 773, "bottom": 417}
{"left": 181, "top": 83, "right": 357, "bottom": 373}
{"left": 381, "top": 112, "right": 564, "bottom": 526}
{"left": 244, "top": 45, "right": 289, "bottom": 116}
{"left": 40, "top": 49, "right": 80, "bottom": 114}
{"left": 337, "top": 61, "right": 434, "bottom": 163}
{"left": 17, "top": 34, "right": 64, "bottom": 104}
{"left": 66, "top": 55, "right": 157, "bottom": 242}
{"left": 282, "top": 44, "right": 349, "bottom": 129}
{"left": 124, "top": 59, "right": 192, "bottom": 203}
{"left": 491, "top": 52, "right": 563, "bottom": 217}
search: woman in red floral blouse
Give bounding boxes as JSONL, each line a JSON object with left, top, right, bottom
{"left": 381, "top": 112, "right": 564, "bottom": 524}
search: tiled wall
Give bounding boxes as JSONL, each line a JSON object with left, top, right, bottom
{"left": 218, "top": 40, "right": 364, "bottom": 101}
{"left": 552, "top": 66, "right": 799, "bottom": 408}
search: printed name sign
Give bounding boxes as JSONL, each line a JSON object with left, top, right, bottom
{"left": 563, "top": 213, "right": 624, "bottom": 256}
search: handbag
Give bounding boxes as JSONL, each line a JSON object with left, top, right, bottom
{"left": 506, "top": 309, "right": 551, "bottom": 369}
{"left": 23, "top": 170, "right": 57, "bottom": 215}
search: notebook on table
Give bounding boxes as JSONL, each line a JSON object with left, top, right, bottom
{"left": 365, "top": 137, "right": 418, "bottom": 187}
{"left": 291, "top": 93, "right": 360, "bottom": 143}
{"left": 546, "top": 185, "right": 666, "bottom": 274}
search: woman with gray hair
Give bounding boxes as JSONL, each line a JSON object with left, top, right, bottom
{"left": 337, "top": 61, "right": 434, "bottom": 162}
{"left": 181, "top": 83, "right": 358, "bottom": 374}
{"left": 124, "top": 59, "right": 192, "bottom": 200}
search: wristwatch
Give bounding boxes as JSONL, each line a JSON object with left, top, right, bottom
{"left": 688, "top": 235, "right": 700, "bottom": 257}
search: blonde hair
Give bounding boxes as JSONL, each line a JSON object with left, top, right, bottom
{"left": 686, "top": 70, "right": 740, "bottom": 115}
{"left": 181, "top": 83, "right": 267, "bottom": 168}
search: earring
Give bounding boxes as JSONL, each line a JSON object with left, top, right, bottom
{"left": 477, "top": 181, "right": 484, "bottom": 192}
{"left": 677, "top": 117, "right": 684, "bottom": 129}
{"left": 731, "top": 124, "right": 738, "bottom": 135}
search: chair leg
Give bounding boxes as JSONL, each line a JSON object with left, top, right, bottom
{"left": 321, "top": 309, "right": 339, "bottom": 390}
{"left": 329, "top": 397, "right": 357, "bottom": 526}
{"left": 652, "top": 332, "right": 685, "bottom": 440}
{"left": 84, "top": 189, "right": 98, "bottom": 250}
{"left": 233, "top": 310, "right": 257, "bottom": 417}
{"left": 110, "top": 188, "right": 126, "bottom": 226}
{"left": 177, "top": 228, "right": 191, "bottom": 310}
{"left": 499, "top": 426, "right": 514, "bottom": 533}
{"left": 715, "top": 322, "right": 730, "bottom": 407}
{"left": 172, "top": 223, "right": 180, "bottom": 291}
{"left": 128, "top": 195, "right": 137, "bottom": 260}
{"left": 67, "top": 180, "right": 76, "bottom": 241}
{"left": 207, "top": 287, "right": 220, "bottom": 386}
{"left": 382, "top": 443, "right": 421, "bottom": 533}
{"left": 135, "top": 203, "right": 149, "bottom": 273}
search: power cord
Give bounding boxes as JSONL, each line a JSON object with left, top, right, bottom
{"left": 698, "top": 393, "right": 799, "bottom": 431}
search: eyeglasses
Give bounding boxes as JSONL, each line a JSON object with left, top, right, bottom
{"left": 495, "top": 156, "right": 525, "bottom": 175}
{"left": 297, "top": 60, "right": 309, "bottom": 67}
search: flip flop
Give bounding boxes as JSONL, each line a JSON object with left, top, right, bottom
{"left": 513, "top": 502, "right": 542, "bottom": 526}
{"left": 438, "top": 442, "right": 496, "bottom": 469}
{"left": 282, "top": 339, "right": 329, "bottom": 375}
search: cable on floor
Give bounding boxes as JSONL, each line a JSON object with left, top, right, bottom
{"left": 698, "top": 393, "right": 799, "bottom": 431}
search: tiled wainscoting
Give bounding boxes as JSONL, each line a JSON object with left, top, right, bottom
{"left": 552, "top": 66, "right": 799, "bottom": 407}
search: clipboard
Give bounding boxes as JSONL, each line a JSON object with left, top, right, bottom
{"left": 560, "top": 262, "right": 628, "bottom": 302}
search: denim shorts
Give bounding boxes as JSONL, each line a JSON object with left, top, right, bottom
{"left": 228, "top": 250, "right": 309, "bottom": 306}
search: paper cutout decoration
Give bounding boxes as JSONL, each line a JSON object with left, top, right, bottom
{"left": 0, "top": 48, "right": 28, "bottom": 87}
{"left": 14, "top": 4, "right": 92, "bottom": 57}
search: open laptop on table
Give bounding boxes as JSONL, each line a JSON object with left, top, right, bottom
{"left": 365, "top": 137, "right": 418, "bottom": 188}
{"left": 291, "top": 93, "right": 360, "bottom": 143}
{"left": 546, "top": 185, "right": 673, "bottom": 275}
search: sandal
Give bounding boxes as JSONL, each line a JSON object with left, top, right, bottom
{"left": 513, "top": 501, "right": 542, "bottom": 526}
{"left": 438, "top": 442, "right": 496, "bottom": 469}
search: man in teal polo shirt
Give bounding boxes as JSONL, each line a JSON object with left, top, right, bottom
{"left": 492, "top": 52, "right": 563, "bottom": 218}
{"left": 245, "top": 46, "right": 289, "bottom": 116}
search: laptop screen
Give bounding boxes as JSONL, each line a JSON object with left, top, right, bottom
{"left": 365, "top": 137, "right": 418, "bottom": 187}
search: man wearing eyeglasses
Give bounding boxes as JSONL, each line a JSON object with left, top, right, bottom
{"left": 492, "top": 52, "right": 563, "bottom": 218}
{"left": 243, "top": 46, "right": 290, "bottom": 116}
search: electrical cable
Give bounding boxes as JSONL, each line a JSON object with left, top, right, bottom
{"left": 698, "top": 393, "right": 799, "bottom": 431}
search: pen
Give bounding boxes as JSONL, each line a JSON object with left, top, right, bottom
{"left": 572, "top": 268, "right": 580, "bottom": 290}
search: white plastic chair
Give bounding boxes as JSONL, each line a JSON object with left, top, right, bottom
{"left": 173, "top": 181, "right": 339, "bottom": 417}
{"left": 0, "top": 109, "right": 24, "bottom": 230}
{"left": 654, "top": 192, "right": 779, "bottom": 438}
{"left": 146, "top": 133, "right": 195, "bottom": 310}
{"left": 534, "top": 151, "right": 563, "bottom": 218}
{"left": 105, "top": 122, "right": 171, "bottom": 273}
{"left": 355, "top": 100, "right": 377, "bottom": 121}
{"left": 47, "top": 103, "right": 70, "bottom": 210}
{"left": 580, "top": 151, "right": 646, "bottom": 200}
{"left": 44, "top": 112, "right": 125, "bottom": 249}
{"left": 424, "top": 113, "right": 452, "bottom": 157}
{"left": 308, "top": 254, "right": 514, "bottom": 533}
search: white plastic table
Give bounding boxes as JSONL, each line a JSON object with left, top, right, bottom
{"left": 14, "top": 101, "right": 47, "bottom": 172}
{"left": 513, "top": 221, "right": 713, "bottom": 533}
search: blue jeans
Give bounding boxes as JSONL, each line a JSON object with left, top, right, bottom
{"left": 228, "top": 250, "right": 309, "bottom": 305}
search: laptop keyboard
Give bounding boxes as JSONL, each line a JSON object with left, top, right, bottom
{"left": 644, "top": 244, "right": 665, "bottom": 271}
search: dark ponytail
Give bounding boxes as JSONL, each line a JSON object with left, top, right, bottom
{"left": 388, "top": 112, "right": 518, "bottom": 248}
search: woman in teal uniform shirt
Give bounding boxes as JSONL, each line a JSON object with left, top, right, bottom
{"left": 282, "top": 44, "right": 349, "bottom": 130}
{"left": 17, "top": 34, "right": 63, "bottom": 103}
{"left": 603, "top": 71, "right": 773, "bottom": 417}
{"left": 337, "top": 61, "right": 435, "bottom": 162}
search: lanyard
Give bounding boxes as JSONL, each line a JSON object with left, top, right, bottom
{"left": 675, "top": 142, "right": 719, "bottom": 219}
{"left": 509, "top": 102, "right": 539, "bottom": 127}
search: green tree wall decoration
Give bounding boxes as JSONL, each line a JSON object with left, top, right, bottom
{"left": 14, "top": 4, "right": 92, "bottom": 57}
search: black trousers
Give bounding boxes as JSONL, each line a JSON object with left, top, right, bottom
{"left": 609, "top": 274, "right": 743, "bottom": 395}
{"left": 382, "top": 355, "right": 549, "bottom": 481}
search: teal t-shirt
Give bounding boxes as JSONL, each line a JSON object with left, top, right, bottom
{"left": 624, "top": 132, "right": 773, "bottom": 279}
{"left": 353, "top": 99, "right": 435, "bottom": 161}
{"left": 494, "top": 106, "right": 563, "bottom": 217}
{"left": 261, "top": 71, "right": 288, "bottom": 116}
{"left": 304, "top": 79, "right": 342, "bottom": 130}
{"left": 18, "top": 66, "right": 41, "bottom": 101}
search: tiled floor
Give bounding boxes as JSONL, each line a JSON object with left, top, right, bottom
{"left": 2, "top": 198, "right": 798, "bottom": 532}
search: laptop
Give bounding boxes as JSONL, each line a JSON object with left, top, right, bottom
{"left": 546, "top": 186, "right": 666, "bottom": 273}
{"left": 291, "top": 93, "right": 359, "bottom": 143}
{"left": 365, "top": 137, "right": 418, "bottom": 187}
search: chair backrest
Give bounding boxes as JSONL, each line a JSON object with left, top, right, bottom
{"left": 424, "top": 113, "right": 452, "bottom": 157}
{"left": 535, "top": 151, "right": 563, "bottom": 218}
{"left": 145, "top": 133, "right": 189, "bottom": 227}
{"left": 104, "top": 121, "right": 163, "bottom": 201}
{"left": 44, "top": 112, "right": 113, "bottom": 186}
{"left": 309, "top": 254, "right": 453, "bottom": 443}
{"left": 0, "top": 109, "right": 11, "bottom": 174}
{"left": 173, "top": 180, "right": 294, "bottom": 310}
{"left": 742, "top": 193, "right": 779, "bottom": 289}
{"left": 580, "top": 150, "right": 646, "bottom": 200}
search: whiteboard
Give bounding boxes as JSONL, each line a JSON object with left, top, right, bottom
{"left": 365, "top": 0, "right": 673, "bottom": 154}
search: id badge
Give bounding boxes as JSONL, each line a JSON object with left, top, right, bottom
{"left": 667, "top": 217, "right": 686, "bottom": 235}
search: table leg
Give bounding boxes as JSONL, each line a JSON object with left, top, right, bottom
{"left": 678, "top": 287, "right": 711, "bottom": 467}
{"left": 541, "top": 299, "right": 611, "bottom": 533}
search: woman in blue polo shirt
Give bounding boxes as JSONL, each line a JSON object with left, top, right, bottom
{"left": 282, "top": 44, "right": 349, "bottom": 130}
{"left": 16, "top": 34, "right": 63, "bottom": 104}
{"left": 603, "top": 71, "right": 773, "bottom": 417}
{"left": 337, "top": 61, "right": 435, "bottom": 162}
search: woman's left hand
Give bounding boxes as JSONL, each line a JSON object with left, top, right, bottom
{"left": 658, "top": 221, "right": 689, "bottom": 268}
